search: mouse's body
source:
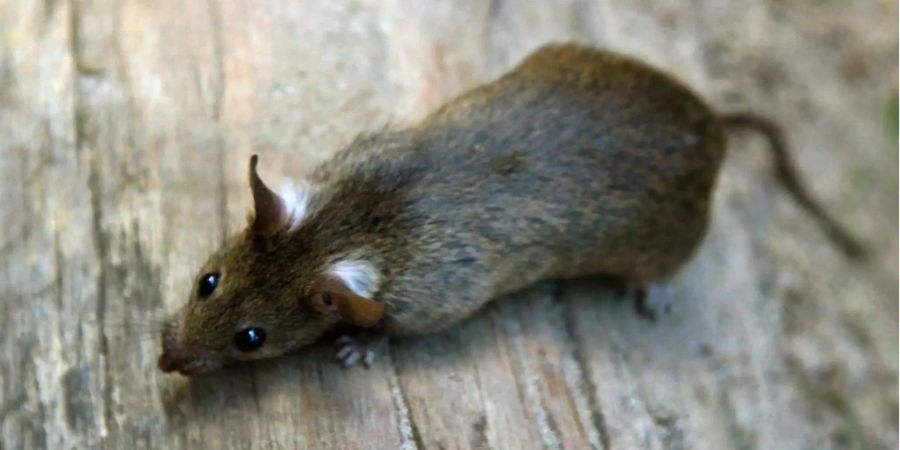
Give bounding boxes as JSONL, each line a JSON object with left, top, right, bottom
{"left": 315, "top": 46, "right": 722, "bottom": 335}
{"left": 158, "top": 44, "right": 856, "bottom": 375}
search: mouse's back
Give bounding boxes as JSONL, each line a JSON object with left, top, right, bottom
{"left": 423, "top": 47, "right": 723, "bottom": 265}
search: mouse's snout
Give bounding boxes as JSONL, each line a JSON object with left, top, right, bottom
{"left": 157, "top": 349, "right": 186, "bottom": 373}
{"left": 158, "top": 346, "right": 222, "bottom": 376}
{"left": 157, "top": 321, "right": 222, "bottom": 375}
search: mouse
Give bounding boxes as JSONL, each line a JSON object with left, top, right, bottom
{"left": 157, "top": 44, "right": 864, "bottom": 375}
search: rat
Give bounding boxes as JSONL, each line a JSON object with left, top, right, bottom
{"left": 157, "top": 44, "right": 864, "bottom": 375}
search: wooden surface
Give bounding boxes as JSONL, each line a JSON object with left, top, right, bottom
{"left": 1, "top": 1, "right": 897, "bottom": 449}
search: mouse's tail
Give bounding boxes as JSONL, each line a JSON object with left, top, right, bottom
{"left": 720, "top": 112, "right": 868, "bottom": 261}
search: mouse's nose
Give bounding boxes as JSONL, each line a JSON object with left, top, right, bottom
{"left": 157, "top": 350, "right": 186, "bottom": 373}
{"left": 158, "top": 322, "right": 186, "bottom": 373}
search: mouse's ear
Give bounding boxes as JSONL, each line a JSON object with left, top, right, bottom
{"left": 248, "top": 155, "right": 288, "bottom": 236}
{"left": 307, "top": 275, "right": 384, "bottom": 327}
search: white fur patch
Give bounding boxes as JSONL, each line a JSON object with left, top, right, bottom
{"left": 328, "top": 259, "right": 381, "bottom": 298}
{"left": 279, "top": 179, "right": 316, "bottom": 230}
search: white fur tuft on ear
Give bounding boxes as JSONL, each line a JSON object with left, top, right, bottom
{"left": 328, "top": 259, "right": 381, "bottom": 298}
{"left": 279, "top": 179, "right": 317, "bottom": 230}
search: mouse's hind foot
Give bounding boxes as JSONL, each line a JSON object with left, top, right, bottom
{"left": 626, "top": 282, "right": 674, "bottom": 322}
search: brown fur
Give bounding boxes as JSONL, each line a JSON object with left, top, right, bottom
{"left": 158, "top": 44, "right": 859, "bottom": 375}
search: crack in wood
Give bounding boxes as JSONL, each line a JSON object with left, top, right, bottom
{"left": 70, "top": 1, "right": 114, "bottom": 443}
{"left": 387, "top": 346, "right": 423, "bottom": 450}
{"left": 468, "top": 413, "right": 489, "bottom": 450}
{"left": 502, "top": 301, "right": 562, "bottom": 450}
{"left": 468, "top": 361, "right": 496, "bottom": 450}
{"left": 67, "top": 0, "right": 103, "bottom": 78}
{"left": 556, "top": 283, "right": 611, "bottom": 450}
{"left": 205, "top": 0, "right": 230, "bottom": 242}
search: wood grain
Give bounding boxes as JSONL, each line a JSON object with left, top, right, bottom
{"left": 1, "top": 1, "right": 897, "bottom": 449}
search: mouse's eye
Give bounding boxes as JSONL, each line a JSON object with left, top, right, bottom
{"left": 234, "top": 328, "right": 266, "bottom": 352}
{"left": 198, "top": 272, "right": 220, "bottom": 298}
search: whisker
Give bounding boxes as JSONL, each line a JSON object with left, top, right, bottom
{"left": 107, "top": 322, "right": 168, "bottom": 333}
{"left": 107, "top": 315, "right": 171, "bottom": 327}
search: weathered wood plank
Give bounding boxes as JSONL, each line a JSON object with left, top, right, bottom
{"left": 0, "top": 0, "right": 897, "bottom": 449}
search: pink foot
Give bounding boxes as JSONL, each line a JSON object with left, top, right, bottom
{"left": 333, "top": 333, "right": 388, "bottom": 369}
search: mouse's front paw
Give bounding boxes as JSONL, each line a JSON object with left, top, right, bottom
{"left": 334, "top": 333, "right": 387, "bottom": 369}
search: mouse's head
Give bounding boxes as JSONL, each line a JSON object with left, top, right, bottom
{"left": 157, "top": 155, "right": 385, "bottom": 376}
